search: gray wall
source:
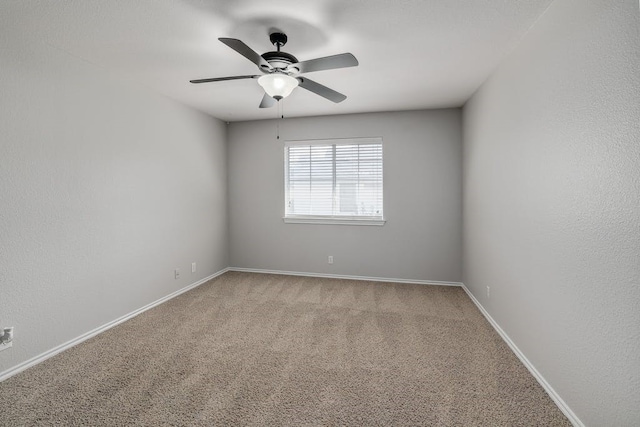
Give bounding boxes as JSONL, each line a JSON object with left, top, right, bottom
{"left": 228, "top": 110, "right": 462, "bottom": 282}
{"left": 0, "top": 38, "right": 228, "bottom": 373}
{"left": 462, "top": 0, "right": 640, "bottom": 425}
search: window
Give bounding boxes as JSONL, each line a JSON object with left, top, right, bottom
{"left": 284, "top": 137, "right": 384, "bottom": 225}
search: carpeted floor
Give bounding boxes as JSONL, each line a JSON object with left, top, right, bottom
{"left": 0, "top": 272, "right": 570, "bottom": 426}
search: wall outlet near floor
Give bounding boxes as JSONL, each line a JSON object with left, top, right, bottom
{"left": 486, "top": 286, "right": 491, "bottom": 298}
{"left": 328, "top": 255, "right": 334, "bottom": 264}
{"left": 192, "top": 262, "right": 197, "bottom": 273}
{"left": 0, "top": 327, "right": 14, "bottom": 351}
{"left": 175, "top": 268, "right": 180, "bottom": 279}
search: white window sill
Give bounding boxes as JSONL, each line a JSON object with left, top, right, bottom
{"left": 283, "top": 217, "right": 386, "bottom": 226}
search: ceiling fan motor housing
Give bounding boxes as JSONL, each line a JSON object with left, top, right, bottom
{"left": 261, "top": 51, "right": 299, "bottom": 72}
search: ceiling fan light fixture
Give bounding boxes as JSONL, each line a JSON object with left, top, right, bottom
{"left": 258, "top": 74, "right": 299, "bottom": 100}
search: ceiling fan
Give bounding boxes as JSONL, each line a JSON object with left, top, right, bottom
{"left": 190, "top": 32, "right": 359, "bottom": 108}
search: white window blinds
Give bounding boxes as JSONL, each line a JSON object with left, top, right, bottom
{"left": 284, "top": 138, "right": 383, "bottom": 222}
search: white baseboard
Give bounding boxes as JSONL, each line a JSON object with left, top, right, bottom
{"left": 0, "top": 268, "right": 229, "bottom": 383}
{"left": 460, "top": 284, "right": 584, "bottom": 427}
{"left": 229, "top": 267, "right": 463, "bottom": 287}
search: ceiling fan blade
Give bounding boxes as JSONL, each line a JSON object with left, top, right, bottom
{"left": 259, "top": 93, "right": 277, "bottom": 109}
{"left": 190, "top": 75, "right": 259, "bottom": 84}
{"left": 219, "top": 38, "right": 273, "bottom": 70}
{"left": 297, "top": 77, "right": 347, "bottom": 103}
{"left": 289, "top": 53, "right": 358, "bottom": 74}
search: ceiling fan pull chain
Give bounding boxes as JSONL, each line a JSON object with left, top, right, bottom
{"left": 276, "top": 99, "right": 286, "bottom": 140}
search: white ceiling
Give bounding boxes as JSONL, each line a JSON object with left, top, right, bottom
{"left": 2, "top": 0, "right": 554, "bottom": 122}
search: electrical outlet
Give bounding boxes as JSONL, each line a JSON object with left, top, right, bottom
{"left": 486, "top": 286, "right": 491, "bottom": 298}
{"left": 0, "top": 327, "right": 14, "bottom": 352}
{"left": 175, "top": 268, "right": 180, "bottom": 279}
{"left": 192, "top": 262, "right": 196, "bottom": 273}
{"left": 328, "top": 256, "right": 334, "bottom": 264}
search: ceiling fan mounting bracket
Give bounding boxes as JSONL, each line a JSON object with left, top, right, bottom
{"left": 269, "top": 32, "right": 288, "bottom": 50}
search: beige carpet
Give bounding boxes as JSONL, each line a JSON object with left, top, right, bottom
{"left": 0, "top": 272, "right": 570, "bottom": 426}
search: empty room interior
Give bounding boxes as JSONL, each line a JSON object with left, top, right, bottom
{"left": 1, "top": 1, "right": 638, "bottom": 426}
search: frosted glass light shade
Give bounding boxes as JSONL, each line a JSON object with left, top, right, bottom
{"left": 258, "top": 74, "right": 299, "bottom": 100}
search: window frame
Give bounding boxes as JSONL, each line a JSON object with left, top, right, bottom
{"left": 283, "top": 137, "right": 385, "bottom": 226}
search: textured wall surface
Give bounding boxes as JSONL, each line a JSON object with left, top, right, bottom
{"left": 228, "top": 110, "right": 462, "bottom": 282}
{"left": 463, "top": 0, "right": 640, "bottom": 425}
{"left": 0, "top": 38, "right": 228, "bottom": 373}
